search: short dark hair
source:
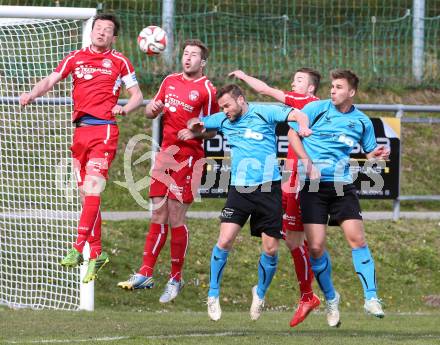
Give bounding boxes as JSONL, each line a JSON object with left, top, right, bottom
{"left": 92, "top": 13, "right": 120, "bottom": 36}
{"left": 183, "top": 39, "right": 209, "bottom": 60}
{"left": 330, "top": 69, "right": 359, "bottom": 90}
{"left": 295, "top": 67, "right": 321, "bottom": 94}
{"left": 217, "top": 84, "right": 245, "bottom": 101}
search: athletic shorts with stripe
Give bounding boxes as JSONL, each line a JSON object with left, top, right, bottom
{"left": 299, "top": 181, "right": 363, "bottom": 226}
{"left": 70, "top": 124, "right": 118, "bottom": 186}
{"left": 149, "top": 149, "right": 205, "bottom": 204}
{"left": 219, "top": 181, "right": 283, "bottom": 239}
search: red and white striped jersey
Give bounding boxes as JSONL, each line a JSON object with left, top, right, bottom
{"left": 154, "top": 73, "right": 219, "bottom": 156}
{"left": 55, "top": 46, "right": 138, "bottom": 122}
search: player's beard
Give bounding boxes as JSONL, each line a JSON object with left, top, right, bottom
{"left": 183, "top": 65, "right": 203, "bottom": 79}
{"left": 229, "top": 105, "right": 243, "bottom": 122}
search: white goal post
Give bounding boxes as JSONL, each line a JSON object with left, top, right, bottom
{"left": 0, "top": 6, "right": 97, "bottom": 311}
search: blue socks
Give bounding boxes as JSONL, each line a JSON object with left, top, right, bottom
{"left": 352, "top": 246, "right": 377, "bottom": 300}
{"left": 257, "top": 252, "right": 278, "bottom": 299}
{"left": 208, "top": 247, "right": 280, "bottom": 300}
{"left": 208, "top": 245, "right": 229, "bottom": 297}
{"left": 310, "top": 250, "right": 336, "bottom": 301}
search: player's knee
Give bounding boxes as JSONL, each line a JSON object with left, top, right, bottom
{"left": 151, "top": 206, "right": 168, "bottom": 224}
{"left": 348, "top": 238, "right": 367, "bottom": 249}
{"left": 264, "top": 248, "right": 278, "bottom": 257}
{"left": 284, "top": 232, "right": 304, "bottom": 250}
{"left": 167, "top": 201, "right": 188, "bottom": 227}
{"left": 217, "top": 237, "right": 234, "bottom": 250}
{"left": 83, "top": 175, "right": 106, "bottom": 195}
{"left": 308, "top": 244, "right": 324, "bottom": 259}
{"left": 262, "top": 240, "right": 279, "bottom": 256}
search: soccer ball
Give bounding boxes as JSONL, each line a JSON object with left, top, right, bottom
{"left": 137, "top": 26, "right": 167, "bottom": 56}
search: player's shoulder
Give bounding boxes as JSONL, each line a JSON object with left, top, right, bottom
{"left": 203, "top": 78, "right": 217, "bottom": 91}
{"left": 163, "top": 73, "right": 183, "bottom": 82}
{"left": 250, "top": 103, "right": 286, "bottom": 116}
{"left": 351, "top": 106, "right": 370, "bottom": 120}
{"left": 313, "top": 99, "right": 331, "bottom": 106}
{"left": 204, "top": 111, "right": 227, "bottom": 125}
{"left": 194, "top": 76, "right": 218, "bottom": 94}
{"left": 110, "top": 49, "right": 133, "bottom": 62}
{"left": 157, "top": 73, "right": 182, "bottom": 88}
{"left": 64, "top": 48, "right": 83, "bottom": 58}
{"left": 304, "top": 99, "right": 329, "bottom": 111}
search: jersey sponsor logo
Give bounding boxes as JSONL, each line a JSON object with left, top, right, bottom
{"left": 74, "top": 66, "right": 93, "bottom": 80}
{"left": 221, "top": 207, "right": 234, "bottom": 219}
{"left": 74, "top": 65, "right": 112, "bottom": 80}
{"left": 244, "top": 128, "right": 263, "bottom": 140}
{"left": 102, "top": 58, "right": 112, "bottom": 68}
{"left": 189, "top": 90, "right": 200, "bottom": 101}
{"left": 164, "top": 94, "right": 195, "bottom": 113}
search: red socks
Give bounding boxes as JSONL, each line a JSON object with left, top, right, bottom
{"left": 73, "top": 195, "right": 100, "bottom": 254}
{"left": 291, "top": 243, "right": 314, "bottom": 302}
{"left": 138, "top": 223, "right": 189, "bottom": 281}
{"left": 139, "top": 223, "right": 169, "bottom": 276}
{"left": 170, "top": 225, "right": 189, "bottom": 282}
{"left": 87, "top": 211, "right": 102, "bottom": 259}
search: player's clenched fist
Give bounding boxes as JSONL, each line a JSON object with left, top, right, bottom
{"left": 297, "top": 126, "right": 313, "bottom": 138}
{"left": 370, "top": 145, "right": 390, "bottom": 160}
{"left": 19, "top": 93, "right": 34, "bottom": 106}
{"left": 111, "top": 104, "right": 126, "bottom": 116}
{"left": 150, "top": 100, "right": 164, "bottom": 116}
{"left": 187, "top": 117, "right": 205, "bottom": 133}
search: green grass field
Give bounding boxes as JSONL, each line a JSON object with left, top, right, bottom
{"left": 2, "top": 310, "right": 440, "bottom": 345}
{"left": 2, "top": 219, "right": 440, "bottom": 344}
{"left": 95, "top": 219, "right": 440, "bottom": 314}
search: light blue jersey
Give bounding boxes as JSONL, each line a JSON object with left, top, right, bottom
{"left": 203, "top": 104, "right": 292, "bottom": 186}
{"left": 289, "top": 99, "right": 377, "bottom": 182}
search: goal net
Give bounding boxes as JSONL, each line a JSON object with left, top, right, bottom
{"left": 0, "top": 11, "right": 94, "bottom": 310}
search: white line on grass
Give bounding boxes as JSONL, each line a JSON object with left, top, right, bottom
{"left": 5, "top": 332, "right": 255, "bottom": 344}
{"left": 5, "top": 337, "right": 130, "bottom": 344}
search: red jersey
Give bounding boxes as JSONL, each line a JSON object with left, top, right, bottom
{"left": 154, "top": 73, "right": 219, "bottom": 156}
{"left": 283, "top": 91, "right": 319, "bottom": 160}
{"left": 55, "top": 46, "right": 138, "bottom": 122}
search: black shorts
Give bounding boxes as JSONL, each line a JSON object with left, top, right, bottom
{"left": 299, "top": 181, "right": 363, "bottom": 226}
{"left": 220, "top": 181, "right": 283, "bottom": 239}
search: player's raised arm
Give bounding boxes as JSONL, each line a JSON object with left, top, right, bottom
{"left": 229, "top": 70, "right": 285, "bottom": 103}
{"left": 19, "top": 72, "right": 62, "bottom": 106}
